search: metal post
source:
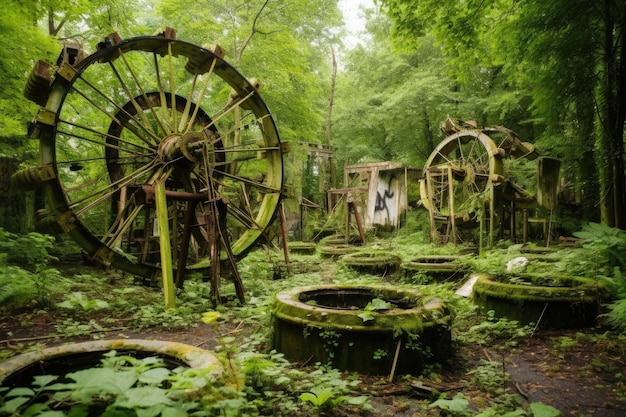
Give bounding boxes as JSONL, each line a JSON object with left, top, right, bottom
{"left": 154, "top": 180, "right": 176, "bottom": 309}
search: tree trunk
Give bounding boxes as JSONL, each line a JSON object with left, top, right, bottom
{"left": 326, "top": 47, "right": 337, "bottom": 187}
{"left": 575, "top": 101, "right": 600, "bottom": 222}
{"left": 599, "top": 0, "right": 626, "bottom": 229}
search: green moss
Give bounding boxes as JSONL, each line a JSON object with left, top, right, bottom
{"left": 272, "top": 286, "right": 440, "bottom": 332}
{"left": 319, "top": 245, "right": 360, "bottom": 258}
{"left": 271, "top": 285, "right": 452, "bottom": 374}
{"left": 287, "top": 241, "right": 317, "bottom": 254}
{"left": 472, "top": 273, "right": 607, "bottom": 303}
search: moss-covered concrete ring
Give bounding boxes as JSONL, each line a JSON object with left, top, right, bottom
{"left": 272, "top": 285, "right": 452, "bottom": 375}
{"left": 401, "top": 255, "right": 468, "bottom": 282}
{"left": 288, "top": 241, "right": 317, "bottom": 254}
{"left": 341, "top": 251, "right": 402, "bottom": 275}
{"left": 0, "top": 339, "right": 222, "bottom": 386}
{"left": 319, "top": 244, "right": 361, "bottom": 259}
{"left": 472, "top": 273, "right": 607, "bottom": 328}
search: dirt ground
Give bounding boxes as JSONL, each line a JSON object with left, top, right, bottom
{"left": 1, "top": 256, "right": 626, "bottom": 416}
{"left": 2, "top": 307, "right": 625, "bottom": 416}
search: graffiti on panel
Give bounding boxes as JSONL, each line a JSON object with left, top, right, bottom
{"left": 372, "top": 173, "right": 399, "bottom": 226}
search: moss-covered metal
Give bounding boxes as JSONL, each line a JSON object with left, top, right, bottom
{"left": 19, "top": 30, "right": 284, "bottom": 284}
{"left": 472, "top": 273, "right": 608, "bottom": 328}
{"left": 272, "top": 285, "right": 452, "bottom": 375}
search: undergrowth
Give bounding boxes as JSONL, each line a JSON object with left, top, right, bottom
{"left": 2, "top": 222, "right": 626, "bottom": 415}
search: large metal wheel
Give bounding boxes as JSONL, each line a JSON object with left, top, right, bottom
{"left": 422, "top": 130, "right": 503, "bottom": 244}
{"left": 421, "top": 121, "right": 538, "bottom": 246}
{"left": 25, "top": 31, "right": 283, "bottom": 282}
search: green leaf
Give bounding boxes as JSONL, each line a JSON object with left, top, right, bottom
{"left": 21, "top": 403, "right": 51, "bottom": 417}
{"left": 65, "top": 404, "right": 90, "bottom": 417}
{"left": 32, "top": 374, "right": 59, "bottom": 389}
{"left": 429, "top": 393, "right": 469, "bottom": 412}
{"left": 346, "top": 395, "right": 368, "bottom": 405}
{"left": 299, "top": 392, "right": 319, "bottom": 404}
{"left": 66, "top": 367, "right": 138, "bottom": 403}
{"left": 529, "top": 402, "right": 561, "bottom": 417}
{"left": 135, "top": 404, "right": 166, "bottom": 417}
{"left": 0, "top": 396, "right": 31, "bottom": 413}
{"left": 161, "top": 406, "right": 189, "bottom": 417}
{"left": 4, "top": 387, "right": 35, "bottom": 398}
{"left": 357, "top": 312, "right": 376, "bottom": 322}
{"left": 138, "top": 368, "right": 171, "bottom": 385}
{"left": 274, "top": 376, "right": 291, "bottom": 385}
{"left": 114, "top": 386, "right": 172, "bottom": 408}
{"left": 36, "top": 411, "right": 67, "bottom": 417}
{"left": 365, "top": 298, "right": 393, "bottom": 311}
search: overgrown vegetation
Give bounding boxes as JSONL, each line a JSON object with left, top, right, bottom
{"left": 1, "top": 221, "right": 626, "bottom": 415}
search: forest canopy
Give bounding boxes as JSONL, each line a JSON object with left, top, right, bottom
{"left": 1, "top": 0, "right": 625, "bottom": 230}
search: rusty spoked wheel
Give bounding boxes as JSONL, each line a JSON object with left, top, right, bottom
{"left": 23, "top": 30, "right": 283, "bottom": 282}
{"left": 420, "top": 122, "right": 538, "bottom": 246}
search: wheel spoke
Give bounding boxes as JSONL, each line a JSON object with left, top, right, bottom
{"left": 71, "top": 160, "right": 157, "bottom": 214}
{"left": 168, "top": 42, "right": 178, "bottom": 133}
{"left": 57, "top": 121, "right": 155, "bottom": 154}
{"left": 103, "top": 197, "right": 145, "bottom": 248}
{"left": 181, "top": 58, "right": 218, "bottom": 133}
{"left": 73, "top": 75, "right": 161, "bottom": 146}
{"left": 153, "top": 53, "right": 173, "bottom": 135}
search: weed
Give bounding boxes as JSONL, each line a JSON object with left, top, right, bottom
{"left": 0, "top": 350, "right": 218, "bottom": 416}
{"left": 467, "top": 359, "right": 509, "bottom": 395}
{"left": 460, "top": 310, "right": 532, "bottom": 349}
{"left": 56, "top": 291, "right": 110, "bottom": 312}
{"left": 54, "top": 318, "right": 105, "bottom": 338}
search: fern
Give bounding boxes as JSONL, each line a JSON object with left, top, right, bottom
{"left": 605, "top": 299, "right": 626, "bottom": 333}
{"left": 0, "top": 277, "right": 17, "bottom": 304}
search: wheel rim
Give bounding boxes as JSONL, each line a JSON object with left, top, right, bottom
{"left": 423, "top": 130, "right": 503, "bottom": 221}
{"left": 37, "top": 35, "right": 283, "bottom": 279}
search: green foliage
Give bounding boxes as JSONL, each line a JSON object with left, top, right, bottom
{"left": 429, "top": 393, "right": 471, "bottom": 415}
{"left": 0, "top": 229, "right": 57, "bottom": 270}
{"left": 54, "top": 318, "right": 105, "bottom": 338}
{"left": 0, "top": 351, "right": 217, "bottom": 416}
{"left": 574, "top": 222, "right": 626, "bottom": 272}
{"left": 56, "top": 292, "right": 110, "bottom": 312}
{"left": 0, "top": 229, "right": 63, "bottom": 308}
{"left": 467, "top": 359, "right": 509, "bottom": 395}
{"left": 357, "top": 297, "right": 393, "bottom": 322}
{"left": 131, "top": 304, "right": 198, "bottom": 329}
{"left": 460, "top": 310, "right": 532, "bottom": 349}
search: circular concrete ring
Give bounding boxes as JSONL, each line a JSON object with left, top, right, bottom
{"left": 272, "top": 285, "right": 451, "bottom": 375}
{"left": 472, "top": 273, "right": 608, "bottom": 328}
{"left": 0, "top": 339, "right": 222, "bottom": 386}
{"left": 401, "top": 255, "right": 468, "bottom": 282}
{"left": 288, "top": 241, "right": 317, "bottom": 255}
{"left": 341, "top": 251, "right": 402, "bottom": 275}
{"left": 320, "top": 244, "right": 361, "bottom": 259}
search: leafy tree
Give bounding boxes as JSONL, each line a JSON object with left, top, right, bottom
{"left": 378, "top": 0, "right": 626, "bottom": 228}
{"left": 0, "top": 0, "right": 140, "bottom": 161}
{"left": 332, "top": 9, "right": 474, "bottom": 168}
{"left": 154, "top": 0, "right": 344, "bottom": 206}
{"left": 0, "top": 2, "right": 57, "bottom": 156}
